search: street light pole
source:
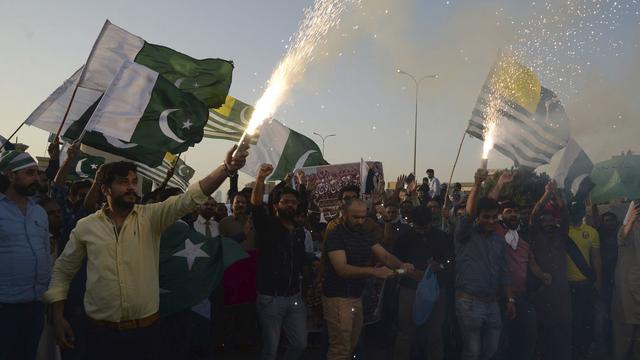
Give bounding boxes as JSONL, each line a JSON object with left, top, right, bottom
{"left": 397, "top": 69, "right": 438, "bottom": 175}
{"left": 313, "top": 132, "right": 336, "bottom": 157}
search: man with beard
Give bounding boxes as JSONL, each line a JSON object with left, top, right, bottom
{"left": 251, "top": 163, "right": 308, "bottom": 359}
{"left": 528, "top": 180, "right": 572, "bottom": 360}
{"left": 492, "top": 199, "right": 551, "bottom": 360}
{"left": 43, "top": 145, "right": 248, "bottom": 360}
{"left": 0, "top": 150, "right": 51, "bottom": 360}
{"left": 380, "top": 202, "right": 411, "bottom": 250}
{"left": 323, "top": 198, "right": 414, "bottom": 360}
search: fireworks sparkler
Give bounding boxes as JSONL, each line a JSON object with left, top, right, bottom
{"left": 235, "top": 0, "right": 360, "bottom": 154}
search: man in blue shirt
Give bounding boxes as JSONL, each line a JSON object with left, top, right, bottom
{"left": 0, "top": 150, "right": 51, "bottom": 360}
{"left": 454, "top": 168, "right": 514, "bottom": 360}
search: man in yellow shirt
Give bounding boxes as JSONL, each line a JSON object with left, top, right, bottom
{"left": 567, "top": 201, "right": 603, "bottom": 359}
{"left": 43, "top": 145, "right": 248, "bottom": 360}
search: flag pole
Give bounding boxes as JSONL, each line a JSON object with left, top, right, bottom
{"left": 442, "top": 130, "right": 467, "bottom": 211}
{"left": 157, "top": 152, "right": 182, "bottom": 194}
{"left": 54, "top": 20, "right": 111, "bottom": 142}
{"left": 0, "top": 120, "right": 27, "bottom": 151}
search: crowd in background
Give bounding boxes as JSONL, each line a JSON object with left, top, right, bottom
{"left": 1, "top": 140, "right": 640, "bottom": 360}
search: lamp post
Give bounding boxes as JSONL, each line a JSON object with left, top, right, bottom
{"left": 397, "top": 69, "right": 438, "bottom": 175}
{"left": 313, "top": 132, "right": 336, "bottom": 157}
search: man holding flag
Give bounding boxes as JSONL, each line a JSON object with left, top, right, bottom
{"left": 43, "top": 144, "right": 249, "bottom": 359}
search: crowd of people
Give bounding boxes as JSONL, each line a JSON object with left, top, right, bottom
{"left": 1, "top": 140, "right": 640, "bottom": 360}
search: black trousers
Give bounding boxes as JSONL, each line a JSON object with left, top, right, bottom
{"left": 570, "top": 281, "right": 595, "bottom": 359}
{"left": 0, "top": 301, "right": 44, "bottom": 360}
{"left": 86, "top": 318, "right": 161, "bottom": 360}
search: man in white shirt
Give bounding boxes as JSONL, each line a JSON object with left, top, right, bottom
{"left": 426, "top": 169, "right": 441, "bottom": 199}
{"left": 194, "top": 197, "right": 220, "bottom": 237}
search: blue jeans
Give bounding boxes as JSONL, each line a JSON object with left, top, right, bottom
{"left": 256, "top": 293, "right": 307, "bottom": 360}
{"left": 456, "top": 298, "right": 502, "bottom": 360}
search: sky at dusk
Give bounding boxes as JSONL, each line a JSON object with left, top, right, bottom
{"left": 1, "top": 0, "right": 638, "bottom": 191}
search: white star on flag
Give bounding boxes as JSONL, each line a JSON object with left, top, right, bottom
{"left": 173, "top": 238, "right": 209, "bottom": 270}
{"left": 182, "top": 119, "right": 193, "bottom": 130}
{"left": 90, "top": 164, "right": 98, "bottom": 170}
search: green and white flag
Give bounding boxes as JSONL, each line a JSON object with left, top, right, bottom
{"left": 62, "top": 96, "right": 166, "bottom": 167}
{"left": 81, "top": 20, "right": 233, "bottom": 109}
{"left": 86, "top": 61, "right": 209, "bottom": 153}
{"left": 59, "top": 144, "right": 105, "bottom": 181}
{"left": 242, "top": 119, "right": 328, "bottom": 181}
{"left": 159, "top": 220, "right": 247, "bottom": 316}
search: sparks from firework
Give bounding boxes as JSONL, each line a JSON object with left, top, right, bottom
{"left": 244, "top": 0, "right": 360, "bottom": 136}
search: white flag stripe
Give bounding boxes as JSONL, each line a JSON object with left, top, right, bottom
{"left": 25, "top": 67, "right": 102, "bottom": 135}
{"left": 207, "top": 112, "right": 246, "bottom": 132}
{"left": 470, "top": 115, "right": 554, "bottom": 161}
{"left": 88, "top": 61, "right": 158, "bottom": 141}
{"left": 81, "top": 20, "right": 145, "bottom": 91}
{"left": 476, "top": 92, "right": 567, "bottom": 147}
{"left": 468, "top": 118, "right": 548, "bottom": 168}
{"left": 554, "top": 139, "right": 583, "bottom": 185}
{"left": 470, "top": 115, "right": 552, "bottom": 163}
{"left": 206, "top": 118, "right": 245, "bottom": 133}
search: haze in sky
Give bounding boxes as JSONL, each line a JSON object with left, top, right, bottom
{"left": 1, "top": 0, "right": 638, "bottom": 192}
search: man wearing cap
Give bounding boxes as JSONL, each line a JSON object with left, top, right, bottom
{"left": 0, "top": 150, "right": 51, "bottom": 360}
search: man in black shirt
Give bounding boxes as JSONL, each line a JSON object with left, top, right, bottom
{"left": 323, "top": 198, "right": 415, "bottom": 360}
{"left": 251, "top": 164, "right": 307, "bottom": 360}
{"left": 393, "top": 206, "right": 454, "bottom": 360}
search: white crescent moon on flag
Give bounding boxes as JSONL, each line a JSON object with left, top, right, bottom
{"left": 178, "top": 165, "right": 189, "bottom": 178}
{"left": 240, "top": 106, "right": 251, "bottom": 125}
{"left": 293, "top": 150, "right": 316, "bottom": 171}
{"left": 104, "top": 135, "right": 137, "bottom": 149}
{"left": 570, "top": 174, "right": 589, "bottom": 195}
{"left": 174, "top": 78, "right": 185, "bottom": 88}
{"left": 159, "top": 109, "right": 185, "bottom": 143}
{"left": 76, "top": 158, "right": 89, "bottom": 178}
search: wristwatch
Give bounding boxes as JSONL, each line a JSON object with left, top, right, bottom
{"left": 507, "top": 297, "right": 517, "bottom": 304}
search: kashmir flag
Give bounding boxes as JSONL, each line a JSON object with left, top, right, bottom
{"left": 242, "top": 119, "right": 328, "bottom": 181}
{"left": 81, "top": 20, "right": 233, "bottom": 109}
{"left": 205, "top": 96, "right": 258, "bottom": 143}
{"left": 86, "top": 61, "right": 209, "bottom": 153}
{"left": 159, "top": 220, "right": 247, "bottom": 316}
{"left": 137, "top": 153, "right": 195, "bottom": 191}
{"left": 59, "top": 143, "right": 106, "bottom": 181}
{"left": 467, "top": 56, "right": 570, "bottom": 169}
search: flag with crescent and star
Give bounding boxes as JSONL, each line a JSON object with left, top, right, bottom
{"left": 61, "top": 97, "right": 166, "bottom": 167}
{"left": 158, "top": 220, "right": 247, "bottom": 316}
{"left": 137, "top": 153, "right": 195, "bottom": 191}
{"left": 205, "top": 96, "right": 259, "bottom": 143}
{"left": 86, "top": 61, "right": 209, "bottom": 154}
{"left": 59, "top": 143, "right": 106, "bottom": 181}
{"left": 25, "top": 20, "right": 233, "bottom": 158}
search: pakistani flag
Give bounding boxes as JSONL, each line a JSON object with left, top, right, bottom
{"left": 159, "top": 220, "right": 247, "bottom": 316}
{"left": 137, "top": 153, "right": 195, "bottom": 191}
{"left": 59, "top": 143, "right": 106, "bottom": 181}
{"left": 553, "top": 138, "right": 594, "bottom": 196}
{"left": 62, "top": 95, "right": 166, "bottom": 167}
{"left": 86, "top": 61, "right": 209, "bottom": 153}
{"left": 81, "top": 20, "right": 233, "bottom": 109}
{"left": 242, "top": 119, "right": 328, "bottom": 181}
